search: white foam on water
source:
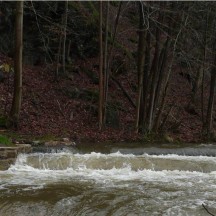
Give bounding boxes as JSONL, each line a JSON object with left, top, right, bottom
{"left": 0, "top": 151, "right": 215, "bottom": 195}
{"left": 146, "top": 153, "right": 216, "bottom": 161}
{"left": 1, "top": 152, "right": 216, "bottom": 216}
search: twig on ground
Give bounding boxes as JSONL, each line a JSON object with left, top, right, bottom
{"left": 202, "top": 204, "right": 215, "bottom": 216}
{"left": 56, "top": 99, "right": 66, "bottom": 118}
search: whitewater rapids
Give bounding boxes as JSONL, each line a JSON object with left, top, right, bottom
{"left": 0, "top": 150, "right": 216, "bottom": 216}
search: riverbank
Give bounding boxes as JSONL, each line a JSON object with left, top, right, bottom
{"left": 1, "top": 133, "right": 215, "bottom": 171}
{"left": 0, "top": 144, "right": 32, "bottom": 170}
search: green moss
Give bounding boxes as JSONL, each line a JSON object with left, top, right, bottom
{"left": 0, "top": 134, "right": 12, "bottom": 146}
{"left": 36, "top": 134, "right": 59, "bottom": 142}
{"left": 2, "top": 131, "right": 22, "bottom": 141}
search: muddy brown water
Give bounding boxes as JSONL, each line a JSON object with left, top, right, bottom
{"left": 0, "top": 143, "right": 216, "bottom": 216}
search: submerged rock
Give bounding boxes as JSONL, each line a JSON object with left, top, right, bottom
{"left": 45, "top": 139, "right": 76, "bottom": 147}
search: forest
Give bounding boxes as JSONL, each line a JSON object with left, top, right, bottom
{"left": 0, "top": 1, "right": 216, "bottom": 144}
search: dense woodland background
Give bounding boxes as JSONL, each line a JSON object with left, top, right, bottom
{"left": 0, "top": 1, "right": 216, "bottom": 143}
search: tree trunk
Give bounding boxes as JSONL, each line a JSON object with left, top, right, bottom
{"left": 55, "top": 25, "right": 63, "bottom": 81}
{"left": 103, "top": 1, "right": 110, "bottom": 126}
{"left": 155, "top": 13, "right": 188, "bottom": 132}
{"left": 146, "top": 12, "right": 162, "bottom": 131}
{"left": 163, "top": 14, "right": 187, "bottom": 92}
{"left": 204, "top": 18, "right": 216, "bottom": 138}
{"left": 203, "top": 14, "right": 216, "bottom": 138}
{"left": 67, "top": 39, "right": 71, "bottom": 62}
{"left": 140, "top": 29, "right": 151, "bottom": 133}
{"left": 62, "top": 0, "right": 68, "bottom": 75}
{"left": 205, "top": 69, "right": 216, "bottom": 137}
{"left": 201, "top": 11, "right": 209, "bottom": 128}
{"left": 135, "top": 2, "right": 146, "bottom": 133}
{"left": 99, "top": 1, "right": 104, "bottom": 130}
{"left": 153, "top": 37, "right": 171, "bottom": 131}
{"left": 188, "top": 66, "right": 202, "bottom": 111}
{"left": 205, "top": 38, "right": 216, "bottom": 137}
{"left": 8, "top": 1, "right": 23, "bottom": 128}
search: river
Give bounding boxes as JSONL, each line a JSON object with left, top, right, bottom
{"left": 0, "top": 144, "right": 216, "bottom": 216}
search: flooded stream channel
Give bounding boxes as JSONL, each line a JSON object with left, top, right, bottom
{"left": 0, "top": 143, "right": 216, "bottom": 216}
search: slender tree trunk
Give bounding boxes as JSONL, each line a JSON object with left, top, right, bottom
{"left": 67, "top": 39, "right": 71, "bottom": 61}
{"left": 8, "top": 1, "right": 23, "bottom": 128}
{"left": 154, "top": 38, "right": 171, "bottom": 131}
{"left": 188, "top": 66, "right": 202, "bottom": 110}
{"left": 104, "top": 1, "right": 122, "bottom": 127}
{"left": 164, "top": 15, "right": 188, "bottom": 93}
{"left": 205, "top": 34, "right": 216, "bottom": 137}
{"left": 201, "top": 11, "right": 209, "bottom": 128}
{"left": 146, "top": 12, "right": 162, "bottom": 131}
{"left": 56, "top": 29, "right": 62, "bottom": 81}
{"left": 99, "top": 1, "right": 104, "bottom": 130}
{"left": 154, "top": 38, "right": 170, "bottom": 112}
{"left": 103, "top": 1, "right": 110, "bottom": 126}
{"left": 205, "top": 69, "right": 216, "bottom": 137}
{"left": 189, "top": 13, "right": 210, "bottom": 115}
{"left": 135, "top": 2, "right": 146, "bottom": 133}
{"left": 107, "top": 1, "right": 122, "bottom": 64}
{"left": 62, "top": 0, "right": 68, "bottom": 75}
{"left": 203, "top": 14, "right": 216, "bottom": 138}
{"left": 155, "top": 14, "right": 188, "bottom": 132}
{"left": 141, "top": 29, "right": 151, "bottom": 133}
{"left": 201, "top": 51, "right": 206, "bottom": 126}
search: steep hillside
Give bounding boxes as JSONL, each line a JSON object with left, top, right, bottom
{"left": 0, "top": 2, "right": 214, "bottom": 143}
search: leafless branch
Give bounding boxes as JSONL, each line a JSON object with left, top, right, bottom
{"left": 202, "top": 204, "right": 215, "bottom": 216}
{"left": 56, "top": 99, "right": 66, "bottom": 118}
{"left": 30, "top": 1, "right": 53, "bottom": 63}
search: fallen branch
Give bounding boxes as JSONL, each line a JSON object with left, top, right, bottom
{"left": 111, "top": 75, "right": 136, "bottom": 108}
{"left": 56, "top": 99, "right": 66, "bottom": 118}
{"left": 202, "top": 204, "right": 215, "bottom": 216}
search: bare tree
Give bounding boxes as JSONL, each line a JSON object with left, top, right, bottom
{"left": 99, "top": 1, "right": 104, "bottom": 130}
{"left": 103, "top": 1, "right": 110, "bottom": 125}
{"left": 8, "top": 0, "right": 23, "bottom": 128}
{"left": 204, "top": 35, "right": 216, "bottom": 138}
{"left": 135, "top": 2, "right": 147, "bottom": 133}
{"left": 62, "top": 0, "right": 68, "bottom": 75}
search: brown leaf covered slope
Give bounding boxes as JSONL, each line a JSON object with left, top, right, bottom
{"left": 0, "top": 51, "right": 209, "bottom": 143}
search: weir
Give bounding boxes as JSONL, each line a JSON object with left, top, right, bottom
{"left": 0, "top": 144, "right": 32, "bottom": 170}
{"left": 111, "top": 146, "right": 216, "bottom": 156}
{"left": 0, "top": 144, "right": 216, "bottom": 216}
{"left": 33, "top": 142, "right": 216, "bottom": 156}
